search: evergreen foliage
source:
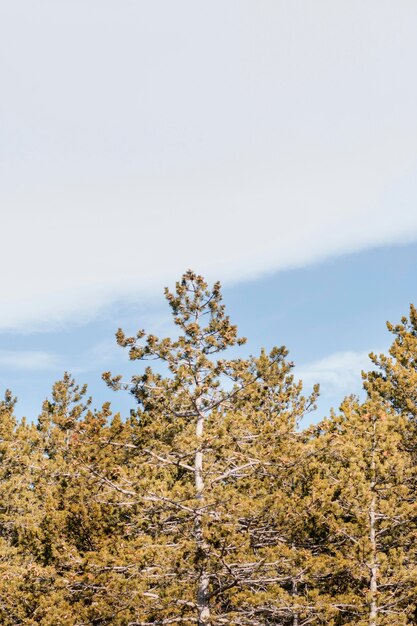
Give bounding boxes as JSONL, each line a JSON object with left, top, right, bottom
{"left": 0, "top": 272, "right": 416, "bottom": 625}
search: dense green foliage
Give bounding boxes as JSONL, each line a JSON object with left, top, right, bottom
{"left": 2, "top": 272, "right": 417, "bottom": 625}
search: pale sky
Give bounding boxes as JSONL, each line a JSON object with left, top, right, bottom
{"left": 1, "top": 2, "right": 417, "bottom": 421}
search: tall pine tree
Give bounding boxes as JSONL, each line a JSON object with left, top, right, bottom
{"left": 102, "top": 270, "right": 318, "bottom": 625}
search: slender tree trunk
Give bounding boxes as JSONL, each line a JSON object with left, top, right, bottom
{"left": 193, "top": 305, "right": 210, "bottom": 626}
{"left": 195, "top": 401, "right": 210, "bottom": 625}
{"left": 369, "top": 493, "right": 377, "bottom": 626}
{"left": 369, "top": 420, "right": 377, "bottom": 626}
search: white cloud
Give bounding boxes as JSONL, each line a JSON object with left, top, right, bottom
{"left": 0, "top": 350, "right": 59, "bottom": 370}
{"left": 296, "top": 350, "right": 378, "bottom": 398}
{"left": 1, "top": 2, "right": 417, "bottom": 330}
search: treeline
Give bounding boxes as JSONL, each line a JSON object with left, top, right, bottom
{"left": 1, "top": 271, "right": 417, "bottom": 625}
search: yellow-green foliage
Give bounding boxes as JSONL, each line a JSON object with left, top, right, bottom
{"left": 1, "top": 274, "right": 417, "bottom": 624}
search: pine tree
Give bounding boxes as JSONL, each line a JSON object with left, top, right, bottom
{"left": 0, "top": 390, "right": 52, "bottom": 625}
{"left": 1, "top": 373, "right": 134, "bottom": 625}
{"left": 32, "top": 373, "right": 139, "bottom": 625}
{"left": 306, "top": 397, "right": 417, "bottom": 625}
{"left": 102, "top": 270, "right": 318, "bottom": 625}
{"left": 363, "top": 305, "right": 417, "bottom": 458}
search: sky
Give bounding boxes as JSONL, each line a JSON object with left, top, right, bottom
{"left": 1, "top": 2, "right": 417, "bottom": 424}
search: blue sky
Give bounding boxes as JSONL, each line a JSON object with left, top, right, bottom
{"left": 1, "top": 2, "right": 417, "bottom": 424}
{"left": 2, "top": 242, "right": 417, "bottom": 424}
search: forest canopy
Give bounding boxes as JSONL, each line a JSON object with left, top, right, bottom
{"left": 1, "top": 271, "right": 417, "bottom": 626}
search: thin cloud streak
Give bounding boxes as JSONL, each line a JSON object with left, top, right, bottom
{"left": 297, "top": 350, "right": 380, "bottom": 398}
{"left": 0, "top": 350, "right": 60, "bottom": 371}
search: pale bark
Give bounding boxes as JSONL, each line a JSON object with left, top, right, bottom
{"left": 194, "top": 359, "right": 210, "bottom": 625}
{"left": 369, "top": 493, "right": 377, "bottom": 626}
{"left": 369, "top": 419, "right": 378, "bottom": 626}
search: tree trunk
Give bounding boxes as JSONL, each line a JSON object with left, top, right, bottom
{"left": 369, "top": 420, "right": 377, "bottom": 626}
{"left": 369, "top": 491, "right": 377, "bottom": 626}
{"left": 195, "top": 407, "right": 210, "bottom": 625}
